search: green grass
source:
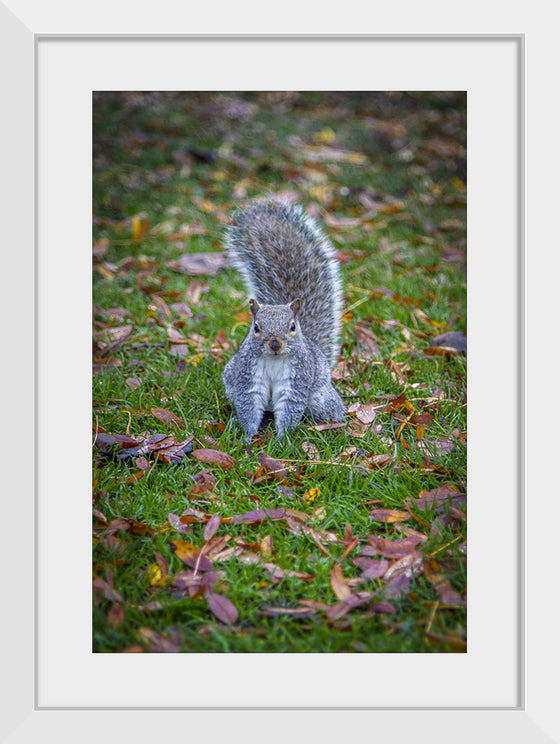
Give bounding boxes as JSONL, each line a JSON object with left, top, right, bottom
{"left": 93, "top": 91, "right": 466, "bottom": 653}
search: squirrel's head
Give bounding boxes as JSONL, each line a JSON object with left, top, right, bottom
{"left": 249, "top": 298, "right": 301, "bottom": 356}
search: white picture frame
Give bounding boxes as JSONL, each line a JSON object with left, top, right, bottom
{"left": 1, "top": 0, "right": 556, "bottom": 740}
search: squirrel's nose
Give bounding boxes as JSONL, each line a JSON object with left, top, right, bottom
{"left": 268, "top": 338, "right": 282, "bottom": 353}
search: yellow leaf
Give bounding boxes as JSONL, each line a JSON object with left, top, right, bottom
{"left": 313, "top": 127, "right": 336, "bottom": 145}
{"left": 303, "top": 487, "right": 321, "bottom": 503}
{"left": 171, "top": 540, "right": 199, "bottom": 562}
{"left": 146, "top": 564, "right": 167, "bottom": 587}
{"left": 131, "top": 214, "right": 150, "bottom": 241}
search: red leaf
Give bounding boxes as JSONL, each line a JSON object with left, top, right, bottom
{"left": 230, "top": 508, "right": 287, "bottom": 524}
{"left": 203, "top": 513, "right": 221, "bottom": 541}
{"left": 151, "top": 407, "right": 185, "bottom": 429}
{"left": 206, "top": 590, "right": 239, "bottom": 624}
{"left": 366, "top": 534, "right": 423, "bottom": 558}
{"left": 191, "top": 448, "right": 236, "bottom": 469}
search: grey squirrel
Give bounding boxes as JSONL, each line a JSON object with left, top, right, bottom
{"left": 223, "top": 199, "right": 346, "bottom": 440}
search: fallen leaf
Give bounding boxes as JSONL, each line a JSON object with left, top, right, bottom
{"left": 171, "top": 540, "right": 214, "bottom": 571}
{"left": 324, "top": 591, "right": 374, "bottom": 620}
{"left": 361, "top": 453, "right": 393, "bottom": 470}
{"left": 170, "top": 302, "right": 193, "bottom": 318}
{"left": 166, "top": 327, "right": 187, "bottom": 344}
{"left": 257, "top": 452, "right": 289, "bottom": 480}
{"left": 260, "top": 535, "right": 273, "bottom": 556}
{"left": 191, "top": 448, "right": 236, "bottom": 469}
{"left": 203, "top": 513, "right": 221, "bottom": 541}
{"left": 107, "top": 603, "right": 125, "bottom": 627}
{"left": 136, "top": 626, "right": 181, "bottom": 653}
{"left": 168, "top": 252, "right": 229, "bottom": 276}
{"left": 349, "top": 402, "right": 378, "bottom": 425}
{"left": 151, "top": 407, "right": 185, "bottom": 429}
{"left": 369, "top": 508, "right": 411, "bottom": 523}
{"left": 354, "top": 322, "right": 381, "bottom": 357}
{"left": 206, "top": 589, "right": 239, "bottom": 624}
{"left": 168, "top": 512, "right": 193, "bottom": 534}
{"left": 93, "top": 577, "right": 123, "bottom": 603}
{"left": 230, "top": 508, "right": 287, "bottom": 524}
{"left": 366, "top": 534, "right": 423, "bottom": 558}
{"left": 361, "top": 559, "right": 390, "bottom": 580}
{"left": 330, "top": 565, "right": 352, "bottom": 600}
{"left": 407, "top": 485, "right": 466, "bottom": 513}
{"left": 262, "top": 563, "right": 315, "bottom": 583}
{"left": 303, "top": 487, "right": 321, "bottom": 503}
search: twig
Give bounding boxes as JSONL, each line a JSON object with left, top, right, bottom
{"left": 425, "top": 600, "right": 439, "bottom": 634}
{"left": 426, "top": 534, "right": 463, "bottom": 559}
{"left": 214, "top": 389, "right": 221, "bottom": 419}
{"left": 92, "top": 414, "right": 99, "bottom": 448}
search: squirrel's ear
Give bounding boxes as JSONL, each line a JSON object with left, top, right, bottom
{"left": 290, "top": 298, "right": 301, "bottom": 318}
{"left": 249, "top": 298, "right": 260, "bottom": 317}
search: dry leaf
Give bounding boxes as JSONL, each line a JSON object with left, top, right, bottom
{"left": 330, "top": 565, "right": 352, "bottom": 600}
{"left": 203, "top": 513, "right": 221, "bottom": 541}
{"left": 150, "top": 407, "right": 186, "bottom": 428}
{"left": 192, "top": 448, "right": 236, "bottom": 469}
{"left": 369, "top": 508, "right": 411, "bottom": 523}
{"left": 206, "top": 590, "right": 239, "bottom": 624}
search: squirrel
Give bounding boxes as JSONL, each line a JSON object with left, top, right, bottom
{"left": 223, "top": 199, "right": 346, "bottom": 440}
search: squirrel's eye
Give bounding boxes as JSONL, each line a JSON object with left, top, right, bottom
{"left": 290, "top": 322, "right": 296, "bottom": 332}
{"left": 253, "top": 323, "right": 260, "bottom": 333}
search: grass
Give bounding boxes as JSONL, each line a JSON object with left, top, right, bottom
{"left": 93, "top": 91, "right": 467, "bottom": 653}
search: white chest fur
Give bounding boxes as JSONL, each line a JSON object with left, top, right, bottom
{"left": 250, "top": 355, "right": 293, "bottom": 411}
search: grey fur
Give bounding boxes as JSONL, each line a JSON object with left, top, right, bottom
{"left": 223, "top": 199, "right": 345, "bottom": 440}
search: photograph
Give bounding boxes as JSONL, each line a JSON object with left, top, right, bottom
{"left": 92, "top": 91, "right": 467, "bottom": 654}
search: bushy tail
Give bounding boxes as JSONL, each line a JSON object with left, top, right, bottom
{"left": 225, "top": 199, "right": 343, "bottom": 365}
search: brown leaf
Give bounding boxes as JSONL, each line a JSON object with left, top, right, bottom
{"left": 203, "top": 513, "right": 221, "bottom": 541}
{"left": 136, "top": 626, "right": 181, "bottom": 653}
{"left": 171, "top": 540, "right": 214, "bottom": 571}
{"left": 168, "top": 512, "right": 193, "bottom": 534}
{"left": 425, "top": 630, "right": 466, "bottom": 651}
{"left": 188, "top": 469, "right": 217, "bottom": 496}
{"left": 151, "top": 407, "right": 185, "bottom": 429}
{"left": 107, "top": 604, "right": 125, "bottom": 627}
{"left": 151, "top": 294, "right": 172, "bottom": 319}
{"left": 361, "top": 453, "right": 393, "bottom": 469}
{"left": 206, "top": 590, "right": 239, "bottom": 624}
{"left": 102, "top": 324, "right": 134, "bottom": 345}
{"left": 354, "top": 322, "right": 381, "bottom": 357}
{"left": 166, "top": 326, "right": 187, "bottom": 344}
{"left": 330, "top": 565, "right": 352, "bottom": 600}
{"left": 135, "top": 456, "right": 150, "bottom": 470}
{"left": 191, "top": 448, "right": 236, "bottom": 469}
{"left": 260, "top": 534, "right": 273, "bottom": 556}
{"left": 352, "top": 402, "right": 378, "bottom": 425}
{"left": 262, "top": 562, "right": 315, "bottom": 583}
{"left": 369, "top": 508, "right": 411, "bottom": 523}
{"left": 384, "top": 551, "right": 424, "bottom": 581}
{"left": 366, "top": 534, "right": 423, "bottom": 558}
{"left": 93, "top": 577, "right": 123, "bottom": 603}
{"left": 168, "top": 251, "right": 230, "bottom": 276}
{"left": 258, "top": 452, "right": 289, "bottom": 480}
{"left": 324, "top": 591, "right": 374, "bottom": 620}
{"left": 407, "top": 485, "right": 466, "bottom": 513}
{"left": 170, "top": 302, "right": 193, "bottom": 318}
